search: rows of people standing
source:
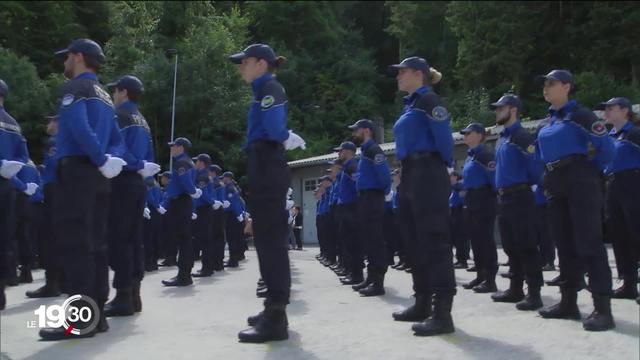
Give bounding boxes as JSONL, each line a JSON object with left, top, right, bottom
{"left": 315, "top": 59, "right": 639, "bottom": 337}
{"left": 0, "top": 39, "right": 258, "bottom": 341}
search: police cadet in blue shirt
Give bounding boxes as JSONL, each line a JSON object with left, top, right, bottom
{"left": 143, "top": 176, "right": 162, "bottom": 272}
{"left": 40, "top": 39, "right": 127, "bottom": 341}
{"left": 26, "top": 116, "right": 63, "bottom": 298}
{"left": 388, "top": 57, "right": 456, "bottom": 337}
{"left": 162, "top": 137, "right": 202, "bottom": 287}
{"left": 103, "top": 75, "right": 159, "bottom": 317}
{"left": 460, "top": 122, "right": 499, "bottom": 294}
{"left": 12, "top": 161, "right": 42, "bottom": 285}
{"left": 208, "top": 164, "right": 226, "bottom": 271}
{"left": 348, "top": 119, "right": 392, "bottom": 296}
{"left": 191, "top": 154, "right": 216, "bottom": 277}
{"left": 534, "top": 70, "right": 615, "bottom": 331}
{"left": 449, "top": 171, "right": 469, "bottom": 269}
{"left": 531, "top": 184, "right": 556, "bottom": 272}
{"left": 490, "top": 94, "right": 545, "bottom": 311}
{"left": 222, "top": 172, "right": 244, "bottom": 268}
{"left": 326, "top": 160, "right": 344, "bottom": 274}
{"left": 333, "top": 142, "right": 362, "bottom": 286}
{"left": 598, "top": 97, "right": 640, "bottom": 304}
{"left": 229, "top": 43, "right": 306, "bottom": 343}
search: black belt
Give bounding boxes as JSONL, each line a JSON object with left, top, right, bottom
{"left": 497, "top": 183, "right": 530, "bottom": 196}
{"left": 358, "top": 189, "right": 384, "bottom": 196}
{"left": 606, "top": 168, "right": 640, "bottom": 181}
{"left": 248, "top": 140, "right": 284, "bottom": 152}
{"left": 467, "top": 185, "right": 492, "bottom": 192}
{"left": 170, "top": 193, "right": 191, "bottom": 201}
{"left": 406, "top": 151, "right": 439, "bottom": 161}
{"left": 544, "top": 154, "right": 586, "bottom": 172}
{"left": 59, "top": 156, "right": 92, "bottom": 166}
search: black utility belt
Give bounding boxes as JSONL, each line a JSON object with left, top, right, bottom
{"left": 606, "top": 168, "right": 640, "bottom": 181}
{"left": 466, "top": 185, "right": 492, "bottom": 192}
{"left": 59, "top": 156, "right": 92, "bottom": 166}
{"left": 358, "top": 188, "right": 384, "bottom": 195}
{"left": 247, "top": 140, "right": 284, "bottom": 152}
{"left": 544, "top": 154, "right": 586, "bottom": 172}
{"left": 170, "top": 193, "right": 191, "bottom": 201}
{"left": 497, "top": 183, "right": 530, "bottom": 196}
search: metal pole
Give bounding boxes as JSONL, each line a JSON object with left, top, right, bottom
{"left": 169, "top": 53, "right": 178, "bottom": 170}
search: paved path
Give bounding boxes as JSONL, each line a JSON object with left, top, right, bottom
{"left": 1, "top": 247, "right": 638, "bottom": 360}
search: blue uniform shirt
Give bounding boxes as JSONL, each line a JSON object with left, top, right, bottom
{"left": 449, "top": 182, "right": 465, "bottom": 208}
{"left": 462, "top": 144, "right": 496, "bottom": 190}
{"left": 535, "top": 100, "right": 614, "bottom": 171}
{"left": 0, "top": 106, "right": 29, "bottom": 164}
{"left": 337, "top": 158, "right": 358, "bottom": 205}
{"left": 246, "top": 72, "right": 289, "bottom": 146}
{"left": 146, "top": 184, "right": 162, "bottom": 209}
{"left": 533, "top": 185, "right": 547, "bottom": 205}
{"left": 604, "top": 121, "right": 640, "bottom": 175}
{"left": 193, "top": 168, "right": 214, "bottom": 208}
{"left": 166, "top": 153, "right": 197, "bottom": 198}
{"left": 356, "top": 139, "right": 391, "bottom": 192}
{"left": 329, "top": 179, "right": 340, "bottom": 207}
{"left": 42, "top": 137, "right": 58, "bottom": 185}
{"left": 393, "top": 85, "right": 454, "bottom": 164}
{"left": 56, "top": 72, "right": 123, "bottom": 166}
{"left": 115, "top": 101, "right": 155, "bottom": 171}
{"left": 392, "top": 187, "right": 400, "bottom": 212}
{"left": 495, "top": 121, "right": 543, "bottom": 188}
{"left": 12, "top": 163, "right": 43, "bottom": 202}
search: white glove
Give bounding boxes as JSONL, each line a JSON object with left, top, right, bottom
{"left": 236, "top": 214, "right": 244, "bottom": 222}
{"left": 283, "top": 130, "right": 306, "bottom": 151}
{"left": 191, "top": 188, "right": 202, "bottom": 199}
{"left": 0, "top": 160, "right": 24, "bottom": 179}
{"left": 143, "top": 207, "right": 151, "bottom": 219}
{"left": 98, "top": 155, "right": 127, "bottom": 179}
{"left": 385, "top": 192, "right": 393, "bottom": 202}
{"left": 157, "top": 206, "right": 167, "bottom": 215}
{"left": 192, "top": 213, "right": 198, "bottom": 220}
{"left": 285, "top": 199, "right": 294, "bottom": 210}
{"left": 287, "top": 188, "right": 293, "bottom": 197}
{"left": 531, "top": 185, "right": 538, "bottom": 192}
{"left": 222, "top": 200, "right": 231, "bottom": 209}
{"left": 24, "top": 183, "right": 38, "bottom": 196}
{"left": 138, "top": 161, "right": 161, "bottom": 178}
{"left": 213, "top": 200, "right": 223, "bottom": 210}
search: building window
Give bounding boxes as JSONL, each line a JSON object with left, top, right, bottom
{"left": 304, "top": 179, "right": 319, "bottom": 191}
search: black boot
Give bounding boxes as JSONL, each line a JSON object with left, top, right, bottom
{"left": 97, "top": 299, "right": 109, "bottom": 333}
{"left": 612, "top": 281, "right": 639, "bottom": 300}
{"left": 466, "top": 265, "right": 477, "bottom": 272}
{"left": 546, "top": 274, "right": 562, "bottom": 286}
{"left": 352, "top": 275, "right": 371, "bottom": 292}
{"left": 340, "top": 271, "right": 364, "bottom": 285}
{"left": 158, "top": 258, "right": 176, "bottom": 267}
{"left": 132, "top": 281, "right": 142, "bottom": 313}
{"left": 473, "top": 271, "right": 497, "bottom": 293}
{"left": 453, "top": 260, "right": 468, "bottom": 269}
{"left": 104, "top": 288, "right": 134, "bottom": 317}
{"left": 18, "top": 265, "right": 33, "bottom": 284}
{"left": 491, "top": 280, "right": 525, "bottom": 303}
{"left": 256, "top": 288, "right": 268, "bottom": 298}
{"left": 539, "top": 288, "right": 581, "bottom": 320}
{"left": 412, "top": 294, "right": 455, "bottom": 336}
{"left": 583, "top": 293, "right": 615, "bottom": 331}
{"left": 239, "top": 304, "right": 289, "bottom": 343}
{"left": 393, "top": 294, "right": 432, "bottom": 322}
{"left": 39, "top": 326, "right": 97, "bottom": 341}
{"left": 224, "top": 260, "right": 239, "bottom": 268}
{"left": 462, "top": 277, "right": 483, "bottom": 290}
{"left": 247, "top": 310, "right": 290, "bottom": 327}
{"left": 0, "top": 281, "right": 5, "bottom": 311}
{"left": 192, "top": 268, "right": 214, "bottom": 277}
{"left": 162, "top": 271, "right": 193, "bottom": 287}
{"left": 359, "top": 273, "right": 385, "bottom": 297}
{"left": 26, "top": 271, "right": 62, "bottom": 298}
{"left": 516, "top": 287, "right": 543, "bottom": 311}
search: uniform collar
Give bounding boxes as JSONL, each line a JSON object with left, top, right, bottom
{"left": 343, "top": 157, "right": 355, "bottom": 167}
{"left": 173, "top": 152, "right": 189, "bottom": 161}
{"left": 251, "top": 72, "right": 273, "bottom": 94}
{"left": 116, "top": 100, "right": 137, "bottom": 111}
{"left": 610, "top": 120, "right": 633, "bottom": 137}
{"left": 75, "top": 72, "right": 98, "bottom": 81}
{"left": 467, "top": 143, "right": 484, "bottom": 157}
{"left": 500, "top": 120, "right": 522, "bottom": 137}
{"left": 361, "top": 138, "right": 375, "bottom": 150}
{"left": 402, "top": 85, "right": 430, "bottom": 105}
{"left": 548, "top": 99, "right": 577, "bottom": 119}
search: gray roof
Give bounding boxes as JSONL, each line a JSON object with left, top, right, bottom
{"left": 288, "top": 119, "right": 546, "bottom": 169}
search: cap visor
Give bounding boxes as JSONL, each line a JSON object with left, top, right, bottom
{"left": 347, "top": 124, "right": 359, "bottom": 130}
{"left": 459, "top": 129, "right": 471, "bottom": 135}
{"left": 167, "top": 142, "right": 176, "bottom": 146}
{"left": 105, "top": 82, "right": 118, "bottom": 89}
{"left": 54, "top": 49, "right": 69, "bottom": 59}
{"left": 229, "top": 52, "right": 246, "bottom": 64}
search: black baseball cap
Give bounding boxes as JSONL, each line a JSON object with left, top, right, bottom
{"left": 54, "top": 39, "right": 105, "bottom": 63}
{"left": 45, "top": 114, "right": 58, "bottom": 122}
{"left": 490, "top": 94, "right": 522, "bottom": 110}
{"left": 222, "top": 171, "right": 234, "bottom": 179}
{"left": 595, "top": 97, "right": 632, "bottom": 111}
{"left": 192, "top": 153, "right": 211, "bottom": 165}
{"left": 0, "top": 79, "right": 7, "bottom": 98}
{"left": 167, "top": 137, "right": 192, "bottom": 148}
{"left": 106, "top": 75, "right": 144, "bottom": 96}
{"left": 388, "top": 56, "right": 429, "bottom": 75}
{"left": 160, "top": 171, "right": 172, "bottom": 178}
{"left": 348, "top": 119, "right": 376, "bottom": 132}
{"left": 460, "top": 123, "right": 486, "bottom": 135}
{"left": 209, "top": 164, "right": 222, "bottom": 174}
{"left": 229, "top": 44, "right": 278, "bottom": 66}
{"left": 535, "top": 69, "right": 575, "bottom": 87}
{"left": 333, "top": 141, "right": 357, "bottom": 152}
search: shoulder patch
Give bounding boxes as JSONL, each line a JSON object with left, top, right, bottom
{"left": 591, "top": 120, "right": 607, "bottom": 136}
{"left": 261, "top": 95, "right": 275, "bottom": 109}
{"left": 527, "top": 145, "right": 535, "bottom": 154}
{"left": 374, "top": 153, "right": 385, "bottom": 165}
{"left": 177, "top": 167, "right": 186, "bottom": 176}
{"left": 62, "top": 94, "right": 74, "bottom": 106}
{"left": 431, "top": 106, "right": 449, "bottom": 122}
{"left": 487, "top": 161, "right": 496, "bottom": 171}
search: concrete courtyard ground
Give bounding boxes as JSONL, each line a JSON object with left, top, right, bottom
{"left": 1, "top": 246, "right": 638, "bottom": 360}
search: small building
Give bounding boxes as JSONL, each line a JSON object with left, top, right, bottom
{"left": 288, "top": 120, "right": 546, "bottom": 244}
